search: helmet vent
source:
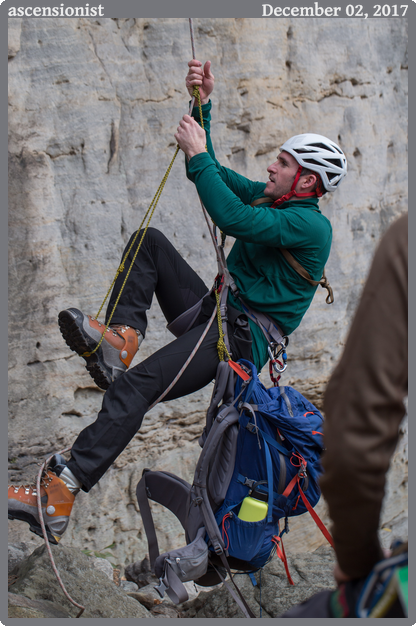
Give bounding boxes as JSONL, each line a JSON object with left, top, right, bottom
{"left": 307, "top": 142, "right": 332, "bottom": 151}
{"left": 299, "top": 157, "right": 325, "bottom": 168}
{"left": 326, "top": 158, "right": 344, "bottom": 168}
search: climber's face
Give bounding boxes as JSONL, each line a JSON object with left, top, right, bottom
{"left": 264, "top": 151, "right": 301, "bottom": 200}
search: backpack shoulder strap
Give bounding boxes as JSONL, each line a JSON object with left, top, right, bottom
{"left": 250, "top": 196, "right": 274, "bottom": 206}
{"left": 279, "top": 248, "right": 334, "bottom": 304}
{"left": 136, "top": 470, "right": 192, "bottom": 568}
{"left": 193, "top": 398, "right": 241, "bottom": 554}
{"left": 250, "top": 197, "right": 334, "bottom": 304}
{"left": 200, "top": 360, "right": 236, "bottom": 446}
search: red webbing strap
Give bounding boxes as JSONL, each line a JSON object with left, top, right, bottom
{"left": 281, "top": 472, "right": 334, "bottom": 547}
{"left": 228, "top": 360, "right": 250, "bottom": 381}
{"left": 282, "top": 473, "right": 298, "bottom": 498}
{"left": 272, "top": 533, "right": 294, "bottom": 586}
{"left": 297, "top": 479, "right": 334, "bottom": 548}
{"left": 271, "top": 166, "right": 318, "bottom": 208}
{"left": 280, "top": 535, "right": 294, "bottom": 585}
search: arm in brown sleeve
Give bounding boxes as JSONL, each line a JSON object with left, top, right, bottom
{"left": 320, "top": 213, "right": 408, "bottom": 579}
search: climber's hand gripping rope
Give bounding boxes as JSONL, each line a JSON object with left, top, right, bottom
{"left": 175, "top": 114, "right": 206, "bottom": 159}
{"left": 185, "top": 59, "right": 215, "bottom": 104}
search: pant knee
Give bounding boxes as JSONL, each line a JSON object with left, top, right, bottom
{"left": 135, "top": 227, "right": 167, "bottom": 246}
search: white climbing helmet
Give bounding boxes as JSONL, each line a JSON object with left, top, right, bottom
{"left": 280, "top": 133, "right": 347, "bottom": 192}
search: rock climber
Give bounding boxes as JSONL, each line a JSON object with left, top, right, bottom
{"left": 8, "top": 59, "right": 347, "bottom": 545}
{"left": 279, "top": 213, "right": 408, "bottom": 618}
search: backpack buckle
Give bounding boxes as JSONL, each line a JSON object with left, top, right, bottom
{"left": 298, "top": 462, "right": 307, "bottom": 478}
{"left": 155, "top": 577, "right": 168, "bottom": 598}
{"left": 219, "top": 303, "right": 228, "bottom": 322}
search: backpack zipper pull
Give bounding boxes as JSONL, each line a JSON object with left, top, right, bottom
{"left": 175, "top": 557, "right": 186, "bottom": 577}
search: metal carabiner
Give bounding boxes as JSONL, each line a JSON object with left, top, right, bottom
{"left": 268, "top": 337, "right": 289, "bottom": 359}
{"left": 268, "top": 341, "right": 288, "bottom": 373}
{"left": 272, "top": 359, "right": 288, "bottom": 374}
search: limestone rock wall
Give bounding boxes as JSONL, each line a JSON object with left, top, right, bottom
{"left": 8, "top": 17, "right": 407, "bottom": 566}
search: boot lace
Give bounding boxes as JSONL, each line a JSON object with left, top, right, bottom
{"left": 9, "top": 468, "right": 56, "bottom": 495}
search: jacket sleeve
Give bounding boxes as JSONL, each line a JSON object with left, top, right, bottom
{"left": 186, "top": 101, "right": 266, "bottom": 214}
{"left": 185, "top": 102, "right": 330, "bottom": 252}
{"left": 188, "top": 151, "right": 329, "bottom": 248}
{"left": 320, "top": 214, "right": 408, "bottom": 579}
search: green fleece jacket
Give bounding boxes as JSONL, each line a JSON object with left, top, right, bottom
{"left": 186, "top": 101, "right": 332, "bottom": 370}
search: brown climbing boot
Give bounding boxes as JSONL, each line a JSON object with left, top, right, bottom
{"left": 58, "top": 308, "right": 143, "bottom": 390}
{"left": 8, "top": 456, "right": 81, "bottom": 545}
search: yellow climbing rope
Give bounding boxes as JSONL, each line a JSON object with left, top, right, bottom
{"left": 215, "top": 287, "right": 231, "bottom": 362}
{"left": 193, "top": 85, "right": 205, "bottom": 135}
{"left": 192, "top": 86, "right": 229, "bottom": 362}
{"left": 83, "top": 87, "right": 205, "bottom": 358}
{"left": 83, "top": 81, "right": 229, "bottom": 363}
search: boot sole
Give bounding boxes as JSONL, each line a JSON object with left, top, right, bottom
{"left": 58, "top": 309, "right": 111, "bottom": 390}
{"left": 8, "top": 512, "right": 59, "bottom": 545}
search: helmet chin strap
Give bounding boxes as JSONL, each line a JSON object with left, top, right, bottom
{"left": 271, "top": 166, "right": 323, "bottom": 208}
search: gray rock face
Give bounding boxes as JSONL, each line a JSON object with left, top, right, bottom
{"left": 8, "top": 592, "right": 72, "bottom": 619}
{"left": 91, "top": 555, "right": 114, "bottom": 581}
{"left": 8, "top": 542, "right": 34, "bottom": 574}
{"left": 8, "top": 17, "right": 407, "bottom": 567}
{"left": 9, "top": 543, "right": 152, "bottom": 618}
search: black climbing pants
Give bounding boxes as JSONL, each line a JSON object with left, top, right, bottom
{"left": 67, "top": 228, "right": 253, "bottom": 491}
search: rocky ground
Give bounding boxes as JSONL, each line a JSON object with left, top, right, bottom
{"left": 8, "top": 540, "right": 340, "bottom": 618}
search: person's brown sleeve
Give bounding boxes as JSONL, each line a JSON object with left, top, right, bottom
{"left": 320, "top": 213, "right": 408, "bottom": 579}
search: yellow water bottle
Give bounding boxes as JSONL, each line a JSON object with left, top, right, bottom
{"left": 238, "top": 481, "right": 269, "bottom": 522}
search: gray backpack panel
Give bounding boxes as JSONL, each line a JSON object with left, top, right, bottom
{"left": 136, "top": 362, "right": 250, "bottom": 608}
{"left": 140, "top": 470, "right": 191, "bottom": 529}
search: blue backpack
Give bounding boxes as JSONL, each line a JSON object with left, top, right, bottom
{"left": 136, "top": 359, "right": 332, "bottom": 617}
{"left": 213, "top": 359, "right": 325, "bottom": 569}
